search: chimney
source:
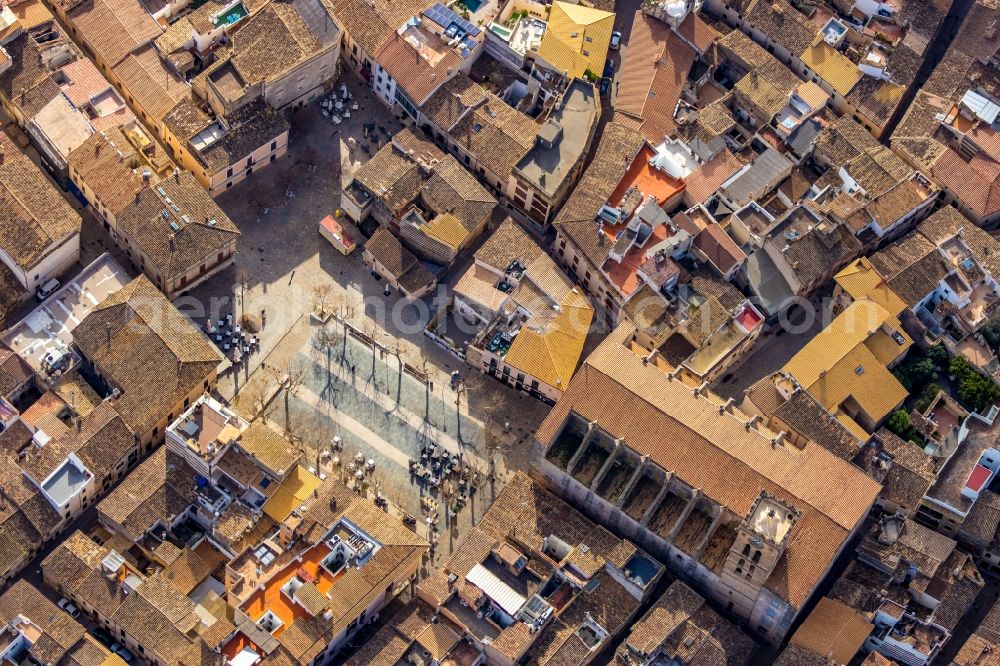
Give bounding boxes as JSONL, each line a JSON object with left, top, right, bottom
{"left": 76, "top": 416, "right": 82, "bottom": 432}
{"left": 168, "top": 233, "right": 176, "bottom": 252}
{"left": 105, "top": 322, "right": 112, "bottom": 347}
{"left": 173, "top": 168, "right": 180, "bottom": 184}
{"left": 95, "top": 142, "right": 101, "bottom": 156}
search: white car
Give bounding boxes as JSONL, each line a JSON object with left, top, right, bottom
{"left": 36, "top": 278, "right": 60, "bottom": 301}
{"left": 57, "top": 597, "right": 80, "bottom": 619}
{"left": 610, "top": 30, "right": 622, "bottom": 50}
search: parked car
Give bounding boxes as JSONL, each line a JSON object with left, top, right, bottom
{"left": 36, "top": 278, "right": 59, "bottom": 301}
{"left": 56, "top": 597, "right": 80, "bottom": 619}
{"left": 91, "top": 628, "right": 114, "bottom": 647}
{"left": 603, "top": 57, "right": 614, "bottom": 78}
{"left": 600, "top": 77, "right": 612, "bottom": 98}
{"left": 114, "top": 646, "right": 134, "bottom": 662}
{"left": 610, "top": 30, "right": 622, "bottom": 50}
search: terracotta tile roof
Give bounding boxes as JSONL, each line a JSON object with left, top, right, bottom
{"left": 784, "top": 299, "right": 910, "bottom": 429}
{"left": 344, "top": 624, "right": 411, "bottom": 666}
{"left": 110, "top": 592, "right": 193, "bottom": 663}
{"left": 870, "top": 232, "right": 948, "bottom": 307}
{"left": 40, "top": 530, "right": 106, "bottom": 596}
{"left": 834, "top": 257, "right": 907, "bottom": 315}
{"left": 97, "top": 448, "right": 198, "bottom": 537}
{"left": 363, "top": 226, "right": 436, "bottom": 295}
{"left": 0, "top": 33, "right": 61, "bottom": 119}
{"left": 375, "top": 33, "right": 461, "bottom": 106}
{"left": 450, "top": 94, "right": 536, "bottom": 180}
{"left": 66, "top": 126, "right": 158, "bottom": 218}
{"left": 20, "top": 402, "right": 135, "bottom": 485}
{"left": 674, "top": 11, "right": 719, "bottom": 53}
{"left": 932, "top": 142, "right": 1000, "bottom": 219}
{"left": 537, "top": 323, "right": 882, "bottom": 608}
{"left": 0, "top": 131, "right": 81, "bottom": 272}
{"left": 237, "top": 421, "right": 300, "bottom": 477}
{"left": 225, "top": 0, "right": 340, "bottom": 89}
{"left": 73, "top": 276, "right": 223, "bottom": 434}
{"left": 325, "top": 0, "right": 430, "bottom": 55}
{"left": 504, "top": 286, "right": 594, "bottom": 390}
{"left": 789, "top": 597, "right": 872, "bottom": 664}
{"left": 743, "top": 0, "right": 815, "bottom": 57}
{"left": 116, "top": 171, "right": 239, "bottom": 284}
{"left": 0, "top": 580, "right": 85, "bottom": 662}
{"left": 772, "top": 389, "right": 861, "bottom": 460}
{"left": 693, "top": 223, "right": 746, "bottom": 274}
{"left": 0, "top": 344, "right": 32, "bottom": 398}
{"left": 615, "top": 11, "right": 696, "bottom": 143}
{"left": 684, "top": 149, "right": 744, "bottom": 204}
{"left": 112, "top": 45, "right": 190, "bottom": 122}
{"left": 68, "top": 0, "right": 161, "bottom": 68}
{"left": 847, "top": 77, "right": 906, "bottom": 129}
{"left": 618, "top": 579, "right": 755, "bottom": 664}
{"left": 195, "top": 100, "right": 290, "bottom": 174}
{"left": 554, "top": 122, "right": 646, "bottom": 266}
{"left": 419, "top": 74, "right": 487, "bottom": 131}
{"left": 59, "top": 58, "right": 136, "bottom": 131}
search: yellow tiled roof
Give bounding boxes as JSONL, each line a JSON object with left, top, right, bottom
{"left": 795, "top": 80, "right": 829, "bottom": 110}
{"left": 536, "top": 1, "right": 614, "bottom": 78}
{"left": 734, "top": 70, "right": 789, "bottom": 119}
{"left": 784, "top": 299, "right": 910, "bottom": 429}
{"left": 800, "top": 41, "right": 862, "bottom": 97}
{"left": 834, "top": 257, "right": 907, "bottom": 315}
{"left": 420, "top": 212, "right": 469, "bottom": 250}
{"left": 262, "top": 465, "right": 322, "bottom": 521}
{"left": 504, "top": 288, "right": 594, "bottom": 391}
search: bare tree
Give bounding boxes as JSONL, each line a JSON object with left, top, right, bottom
{"left": 236, "top": 371, "right": 275, "bottom": 421}
{"left": 416, "top": 352, "right": 433, "bottom": 422}
{"left": 274, "top": 358, "right": 308, "bottom": 434}
{"left": 236, "top": 269, "right": 251, "bottom": 322}
{"left": 362, "top": 321, "right": 381, "bottom": 388}
{"left": 310, "top": 283, "right": 334, "bottom": 318}
{"left": 479, "top": 399, "right": 505, "bottom": 498}
{"left": 337, "top": 295, "right": 358, "bottom": 363}
{"left": 389, "top": 339, "right": 407, "bottom": 404}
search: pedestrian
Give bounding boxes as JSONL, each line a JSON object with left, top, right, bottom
{"left": 261, "top": 308, "right": 267, "bottom": 329}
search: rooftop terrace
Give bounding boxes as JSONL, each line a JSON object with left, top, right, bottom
{"left": 2, "top": 254, "right": 130, "bottom": 378}
{"left": 514, "top": 79, "right": 597, "bottom": 198}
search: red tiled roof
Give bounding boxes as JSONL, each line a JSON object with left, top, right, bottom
{"left": 932, "top": 148, "right": 1000, "bottom": 219}
{"left": 374, "top": 32, "right": 461, "bottom": 106}
{"left": 684, "top": 150, "right": 744, "bottom": 204}
{"left": 674, "top": 11, "right": 719, "bottom": 53}
{"left": 693, "top": 223, "right": 746, "bottom": 274}
{"left": 615, "top": 11, "right": 696, "bottom": 143}
{"left": 609, "top": 145, "right": 685, "bottom": 206}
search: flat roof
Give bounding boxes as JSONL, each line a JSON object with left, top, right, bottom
{"left": 514, "top": 80, "right": 597, "bottom": 198}
{"left": 2, "top": 254, "right": 130, "bottom": 374}
{"left": 42, "top": 457, "right": 91, "bottom": 506}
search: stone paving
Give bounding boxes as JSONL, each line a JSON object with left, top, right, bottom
{"left": 176, "top": 70, "right": 552, "bottom": 561}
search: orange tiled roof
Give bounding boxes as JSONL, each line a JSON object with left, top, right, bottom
{"left": 616, "top": 11, "right": 696, "bottom": 143}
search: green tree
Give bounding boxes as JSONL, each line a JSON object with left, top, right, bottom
{"left": 927, "top": 344, "right": 949, "bottom": 371}
{"left": 950, "top": 356, "right": 1000, "bottom": 412}
{"left": 894, "top": 355, "right": 937, "bottom": 393}
{"left": 886, "top": 409, "right": 912, "bottom": 437}
{"left": 983, "top": 318, "right": 1000, "bottom": 354}
{"left": 914, "top": 382, "right": 942, "bottom": 414}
